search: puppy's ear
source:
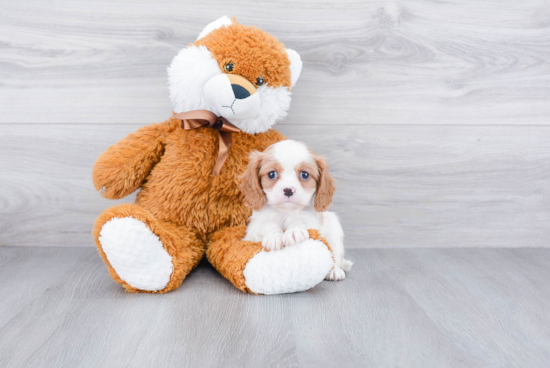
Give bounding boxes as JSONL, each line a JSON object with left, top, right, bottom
{"left": 239, "top": 151, "right": 266, "bottom": 211}
{"left": 314, "top": 155, "right": 336, "bottom": 212}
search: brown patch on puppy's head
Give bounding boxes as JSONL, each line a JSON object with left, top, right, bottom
{"left": 195, "top": 19, "right": 292, "bottom": 89}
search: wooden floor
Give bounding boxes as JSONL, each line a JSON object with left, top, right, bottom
{"left": 1, "top": 247, "right": 550, "bottom": 367}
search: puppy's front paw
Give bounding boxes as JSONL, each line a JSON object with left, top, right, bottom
{"left": 325, "top": 266, "right": 346, "bottom": 281}
{"left": 282, "top": 227, "right": 310, "bottom": 247}
{"left": 262, "top": 233, "right": 284, "bottom": 251}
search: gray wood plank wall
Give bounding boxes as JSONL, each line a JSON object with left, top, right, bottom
{"left": 1, "top": 0, "right": 549, "bottom": 247}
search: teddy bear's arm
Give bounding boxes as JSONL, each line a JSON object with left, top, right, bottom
{"left": 93, "top": 120, "right": 176, "bottom": 199}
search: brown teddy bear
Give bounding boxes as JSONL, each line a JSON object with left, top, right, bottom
{"left": 92, "top": 16, "right": 335, "bottom": 295}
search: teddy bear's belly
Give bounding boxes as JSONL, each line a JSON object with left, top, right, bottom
{"left": 135, "top": 128, "right": 251, "bottom": 239}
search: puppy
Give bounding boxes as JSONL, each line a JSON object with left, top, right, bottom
{"left": 239, "top": 140, "right": 353, "bottom": 281}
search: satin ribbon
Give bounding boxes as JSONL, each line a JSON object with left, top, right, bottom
{"left": 173, "top": 110, "right": 241, "bottom": 176}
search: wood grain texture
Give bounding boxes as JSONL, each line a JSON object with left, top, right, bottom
{"left": 0, "top": 247, "right": 86, "bottom": 328}
{"left": 1, "top": 123, "right": 549, "bottom": 248}
{"left": 1, "top": 247, "right": 550, "bottom": 367}
{"left": 1, "top": 0, "right": 550, "bottom": 125}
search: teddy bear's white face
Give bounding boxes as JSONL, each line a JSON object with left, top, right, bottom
{"left": 167, "top": 16, "right": 302, "bottom": 134}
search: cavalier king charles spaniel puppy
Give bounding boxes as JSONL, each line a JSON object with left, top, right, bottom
{"left": 239, "top": 140, "right": 353, "bottom": 281}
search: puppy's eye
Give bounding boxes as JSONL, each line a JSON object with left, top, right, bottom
{"left": 267, "top": 171, "right": 278, "bottom": 180}
{"left": 300, "top": 171, "right": 310, "bottom": 180}
{"left": 224, "top": 63, "right": 234, "bottom": 72}
{"left": 256, "top": 77, "right": 264, "bottom": 87}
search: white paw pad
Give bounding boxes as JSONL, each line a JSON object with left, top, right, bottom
{"left": 99, "top": 217, "right": 173, "bottom": 291}
{"left": 325, "top": 266, "right": 346, "bottom": 281}
{"left": 243, "top": 239, "right": 334, "bottom": 295}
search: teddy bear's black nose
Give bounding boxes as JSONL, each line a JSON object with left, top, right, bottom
{"left": 231, "top": 84, "right": 251, "bottom": 99}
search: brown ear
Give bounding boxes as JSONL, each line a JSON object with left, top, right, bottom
{"left": 239, "top": 151, "right": 266, "bottom": 211}
{"left": 314, "top": 155, "right": 336, "bottom": 212}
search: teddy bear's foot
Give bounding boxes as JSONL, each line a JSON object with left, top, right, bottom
{"left": 243, "top": 239, "right": 334, "bottom": 294}
{"left": 208, "top": 226, "right": 335, "bottom": 295}
{"left": 99, "top": 217, "right": 173, "bottom": 292}
{"left": 93, "top": 204, "right": 205, "bottom": 293}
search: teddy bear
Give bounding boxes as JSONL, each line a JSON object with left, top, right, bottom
{"left": 92, "top": 16, "right": 335, "bottom": 295}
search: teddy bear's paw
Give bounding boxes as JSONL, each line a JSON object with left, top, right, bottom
{"left": 262, "top": 232, "right": 284, "bottom": 251}
{"left": 325, "top": 266, "right": 346, "bottom": 281}
{"left": 243, "top": 239, "right": 334, "bottom": 295}
{"left": 99, "top": 217, "right": 173, "bottom": 291}
{"left": 282, "top": 227, "right": 309, "bottom": 247}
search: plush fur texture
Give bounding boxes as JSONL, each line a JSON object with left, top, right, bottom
{"left": 92, "top": 17, "right": 334, "bottom": 295}
{"left": 243, "top": 235, "right": 334, "bottom": 294}
{"left": 195, "top": 19, "right": 292, "bottom": 88}
{"left": 168, "top": 45, "right": 222, "bottom": 116}
{"left": 207, "top": 227, "right": 333, "bottom": 294}
{"left": 93, "top": 203, "right": 204, "bottom": 293}
{"left": 92, "top": 119, "right": 336, "bottom": 293}
{"left": 168, "top": 17, "right": 300, "bottom": 134}
{"left": 93, "top": 125, "right": 285, "bottom": 293}
{"left": 230, "top": 84, "right": 292, "bottom": 134}
{"left": 99, "top": 217, "right": 173, "bottom": 291}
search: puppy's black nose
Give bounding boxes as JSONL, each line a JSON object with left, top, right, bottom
{"left": 231, "top": 84, "right": 251, "bottom": 99}
{"left": 283, "top": 188, "right": 294, "bottom": 197}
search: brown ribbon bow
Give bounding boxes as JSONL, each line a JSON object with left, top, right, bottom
{"left": 173, "top": 110, "right": 241, "bottom": 176}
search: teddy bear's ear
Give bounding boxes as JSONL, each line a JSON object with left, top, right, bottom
{"left": 285, "top": 49, "right": 303, "bottom": 88}
{"left": 196, "top": 16, "right": 233, "bottom": 40}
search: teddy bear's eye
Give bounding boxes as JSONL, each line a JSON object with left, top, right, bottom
{"left": 224, "top": 63, "right": 234, "bottom": 72}
{"left": 256, "top": 77, "right": 265, "bottom": 87}
{"left": 268, "top": 171, "right": 277, "bottom": 180}
{"left": 300, "top": 171, "right": 310, "bottom": 180}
